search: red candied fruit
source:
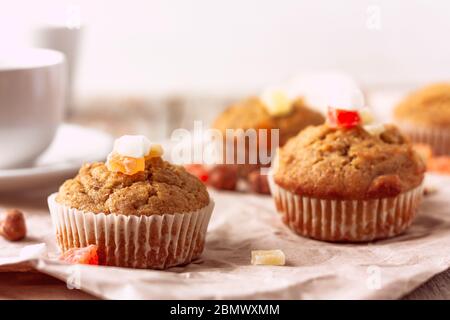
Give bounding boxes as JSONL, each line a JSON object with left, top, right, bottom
{"left": 327, "top": 107, "right": 361, "bottom": 128}
{"left": 60, "top": 245, "right": 99, "bottom": 265}
{"left": 184, "top": 164, "right": 209, "bottom": 182}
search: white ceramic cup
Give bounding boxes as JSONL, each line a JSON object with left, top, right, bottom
{"left": 34, "top": 25, "right": 81, "bottom": 112}
{"left": 0, "top": 48, "right": 66, "bottom": 169}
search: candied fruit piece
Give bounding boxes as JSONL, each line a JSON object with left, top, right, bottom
{"left": 251, "top": 250, "right": 285, "bottom": 266}
{"left": 106, "top": 152, "right": 145, "bottom": 175}
{"left": 260, "top": 89, "right": 292, "bottom": 116}
{"left": 428, "top": 156, "right": 450, "bottom": 175}
{"left": 60, "top": 245, "right": 99, "bottom": 265}
{"left": 327, "top": 107, "right": 361, "bottom": 128}
{"left": 359, "top": 108, "right": 375, "bottom": 125}
{"left": 364, "top": 124, "right": 386, "bottom": 137}
{"left": 423, "top": 185, "right": 438, "bottom": 196}
{"left": 147, "top": 144, "right": 163, "bottom": 158}
{"left": 184, "top": 164, "right": 209, "bottom": 182}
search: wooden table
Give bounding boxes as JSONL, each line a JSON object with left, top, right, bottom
{"left": 1, "top": 269, "right": 450, "bottom": 299}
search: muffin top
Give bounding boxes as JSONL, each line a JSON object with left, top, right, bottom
{"left": 274, "top": 124, "right": 425, "bottom": 200}
{"left": 212, "top": 97, "right": 324, "bottom": 146}
{"left": 394, "top": 82, "right": 450, "bottom": 127}
{"left": 56, "top": 154, "right": 210, "bottom": 216}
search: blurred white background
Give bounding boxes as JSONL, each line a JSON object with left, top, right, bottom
{"left": 1, "top": 0, "right": 449, "bottom": 101}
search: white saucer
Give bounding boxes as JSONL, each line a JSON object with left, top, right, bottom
{"left": 0, "top": 124, "right": 113, "bottom": 192}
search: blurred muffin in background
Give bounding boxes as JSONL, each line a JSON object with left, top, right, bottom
{"left": 186, "top": 73, "right": 363, "bottom": 195}
{"left": 207, "top": 89, "right": 324, "bottom": 193}
{"left": 213, "top": 94, "right": 324, "bottom": 147}
{"left": 394, "top": 82, "right": 450, "bottom": 155}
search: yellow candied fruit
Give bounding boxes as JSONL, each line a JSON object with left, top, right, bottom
{"left": 364, "top": 123, "right": 386, "bottom": 137}
{"left": 106, "top": 152, "right": 145, "bottom": 175}
{"left": 261, "top": 90, "right": 293, "bottom": 116}
{"left": 146, "top": 144, "right": 163, "bottom": 158}
{"left": 360, "top": 108, "right": 375, "bottom": 125}
{"left": 251, "top": 250, "right": 286, "bottom": 266}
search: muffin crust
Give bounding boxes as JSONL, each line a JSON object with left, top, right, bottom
{"left": 274, "top": 124, "right": 425, "bottom": 200}
{"left": 213, "top": 97, "right": 324, "bottom": 146}
{"left": 394, "top": 82, "right": 450, "bottom": 127}
{"left": 56, "top": 157, "right": 210, "bottom": 216}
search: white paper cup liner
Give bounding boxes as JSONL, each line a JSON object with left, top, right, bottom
{"left": 396, "top": 121, "right": 450, "bottom": 156}
{"left": 268, "top": 176, "right": 424, "bottom": 242}
{"left": 48, "top": 193, "right": 214, "bottom": 269}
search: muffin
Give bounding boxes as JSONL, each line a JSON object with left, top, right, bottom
{"left": 394, "top": 82, "right": 450, "bottom": 155}
{"left": 270, "top": 119, "right": 425, "bottom": 242}
{"left": 207, "top": 89, "right": 324, "bottom": 192}
{"left": 48, "top": 135, "right": 214, "bottom": 269}
{"left": 213, "top": 95, "right": 325, "bottom": 147}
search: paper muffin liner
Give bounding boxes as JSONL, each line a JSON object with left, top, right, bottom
{"left": 268, "top": 176, "right": 424, "bottom": 242}
{"left": 396, "top": 121, "right": 450, "bottom": 156}
{"left": 48, "top": 193, "right": 214, "bottom": 269}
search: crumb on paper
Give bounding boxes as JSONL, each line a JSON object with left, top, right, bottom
{"left": 423, "top": 185, "right": 438, "bottom": 196}
{"left": 251, "top": 250, "right": 285, "bottom": 266}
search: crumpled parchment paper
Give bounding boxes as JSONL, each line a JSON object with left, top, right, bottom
{"left": 1, "top": 174, "right": 450, "bottom": 300}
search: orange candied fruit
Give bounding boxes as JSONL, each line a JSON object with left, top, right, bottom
{"left": 106, "top": 152, "right": 145, "bottom": 175}
{"left": 146, "top": 144, "right": 163, "bottom": 158}
{"left": 428, "top": 156, "right": 450, "bottom": 175}
{"left": 60, "top": 245, "right": 99, "bottom": 265}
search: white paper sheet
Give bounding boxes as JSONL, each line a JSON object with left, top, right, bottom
{"left": 1, "top": 174, "right": 450, "bottom": 299}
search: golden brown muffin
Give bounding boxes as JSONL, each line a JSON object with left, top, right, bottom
{"left": 274, "top": 124, "right": 425, "bottom": 200}
{"left": 270, "top": 124, "right": 425, "bottom": 242}
{"left": 394, "top": 82, "right": 450, "bottom": 128}
{"left": 56, "top": 157, "right": 209, "bottom": 216}
{"left": 394, "top": 83, "right": 450, "bottom": 156}
{"left": 49, "top": 146, "right": 214, "bottom": 269}
{"left": 209, "top": 96, "right": 324, "bottom": 191}
{"left": 213, "top": 97, "right": 324, "bottom": 146}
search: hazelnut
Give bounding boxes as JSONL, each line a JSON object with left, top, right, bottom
{"left": 0, "top": 209, "right": 27, "bottom": 241}
{"left": 207, "top": 165, "right": 238, "bottom": 191}
{"left": 248, "top": 170, "right": 271, "bottom": 195}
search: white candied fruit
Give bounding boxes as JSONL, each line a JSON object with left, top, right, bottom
{"left": 113, "top": 135, "right": 152, "bottom": 158}
{"left": 260, "top": 88, "right": 293, "bottom": 116}
{"left": 364, "top": 123, "right": 386, "bottom": 136}
{"left": 251, "top": 250, "right": 286, "bottom": 266}
{"left": 359, "top": 108, "right": 375, "bottom": 125}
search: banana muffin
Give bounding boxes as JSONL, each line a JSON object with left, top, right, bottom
{"left": 213, "top": 96, "right": 324, "bottom": 147}
{"left": 270, "top": 123, "right": 425, "bottom": 242}
{"left": 209, "top": 91, "right": 324, "bottom": 193}
{"left": 48, "top": 135, "right": 214, "bottom": 269}
{"left": 394, "top": 82, "right": 450, "bottom": 155}
{"left": 56, "top": 157, "right": 209, "bottom": 216}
